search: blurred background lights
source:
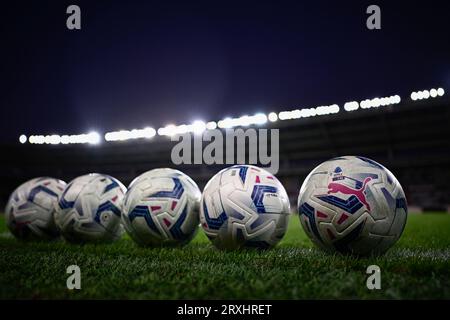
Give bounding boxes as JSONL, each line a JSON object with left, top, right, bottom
{"left": 28, "top": 132, "right": 101, "bottom": 145}
{"left": 344, "top": 101, "right": 359, "bottom": 111}
{"left": 206, "top": 121, "right": 217, "bottom": 130}
{"left": 21, "top": 86, "right": 446, "bottom": 145}
{"left": 411, "top": 88, "right": 445, "bottom": 101}
{"left": 191, "top": 120, "right": 206, "bottom": 135}
{"left": 268, "top": 112, "right": 278, "bottom": 122}
{"left": 358, "top": 95, "right": 401, "bottom": 109}
{"left": 19, "top": 135, "right": 27, "bottom": 144}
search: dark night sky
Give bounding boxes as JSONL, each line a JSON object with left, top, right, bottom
{"left": 1, "top": 0, "right": 450, "bottom": 142}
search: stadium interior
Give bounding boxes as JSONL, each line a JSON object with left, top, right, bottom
{"left": 1, "top": 96, "right": 449, "bottom": 213}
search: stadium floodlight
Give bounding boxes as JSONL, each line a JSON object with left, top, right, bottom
{"left": 237, "top": 115, "right": 251, "bottom": 127}
{"left": 329, "top": 104, "right": 340, "bottom": 114}
{"left": 278, "top": 104, "right": 339, "bottom": 119}
{"left": 253, "top": 113, "right": 268, "bottom": 125}
{"left": 360, "top": 99, "right": 369, "bottom": 109}
{"left": 129, "top": 130, "right": 140, "bottom": 139}
{"left": 28, "top": 132, "right": 103, "bottom": 145}
{"left": 166, "top": 124, "right": 177, "bottom": 136}
{"left": 372, "top": 97, "right": 381, "bottom": 108}
{"left": 292, "top": 109, "right": 301, "bottom": 118}
{"left": 191, "top": 120, "right": 206, "bottom": 135}
{"left": 19, "top": 135, "right": 27, "bottom": 144}
{"left": 268, "top": 112, "right": 278, "bottom": 122}
{"left": 417, "top": 91, "right": 424, "bottom": 100}
{"left": 142, "top": 127, "right": 157, "bottom": 138}
{"left": 299, "top": 109, "right": 308, "bottom": 118}
{"left": 206, "top": 121, "right": 217, "bottom": 130}
{"left": 175, "top": 124, "right": 188, "bottom": 134}
{"left": 278, "top": 110, "right": 293, "bottom": 120}
{"left": 411, "top": 88, "right": 444, "bottom": 100}
{"left": 217, "top": 113, "right": 267, "bottom": 128}
{"left": 60, "top": 135, "right": 70, "bottom": 144}
{"left": 218, "top": 117, "right": 232, "bottom": 129}
{"left": 87, "top": 132, "right": 101, "bottom": 144}
{"left": 24, "top": 87, "right": 435, "bottom": 146}
{"left": 28, "top": 135, "right": 38, "bottom": 144}
{"left": 278, "top": 111, "right": 288, "bottom": 120}
{"left": 360, "top": 95, "right": 401, "bottom": 109}
{"left": 48, "top": 135, "right": 62, "bottom": 145}
{"left": 105, "top": 127, "right": 156, "bottom": 141}
{"left": 344, "top": 101, "right": 359, "bottom": 112}
{"left": 37, "top": 136, "right": 45, "bottom": 144}
{"left": 430, "top": 88, "right": 437, "bottom": 98}
{"left": 305, "top": 108, "right": 317, "bottom": 117}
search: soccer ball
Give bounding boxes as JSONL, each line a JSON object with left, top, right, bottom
{"left": 5, "top": 177, "right": 66, "bottom": 240}
{"left": 55, "top": 173, "right": 126, "bottom": 243}
{"left": 298, "top": 156, "right": 408, "bottom": 256}
{"left": 122, "top": 168, "right": 201, "bottom": 246}
{"left": 200, "top": 165, "right": 290, "bottom": 250}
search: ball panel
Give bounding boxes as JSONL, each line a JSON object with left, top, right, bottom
{"left": 297, "top": 156, "right": 408, "bottom": 256}
{"left": 55, "top": 173, "right": 125, "bottom": 243}
{"left": 6, "top": 177, "right": 66, "bottom": 240}
{"left": 122, "top": 168, "right": 201, "bottom": 247}
{"left": 200, "top": 165, "right": 291, "bottom": 250}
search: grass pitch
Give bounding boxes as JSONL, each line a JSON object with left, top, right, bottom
{"left": 0, "top": 213, "right": 449, "bottom": 299}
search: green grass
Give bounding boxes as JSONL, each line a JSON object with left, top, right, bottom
{"left": 1, "top": 213, "right": 450, "bottom": 299}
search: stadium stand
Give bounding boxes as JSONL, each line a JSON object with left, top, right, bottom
{"left": 1, "top": 97, "right": 449, "bottom": 212}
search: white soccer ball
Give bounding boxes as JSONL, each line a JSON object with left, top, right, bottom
{"left": 5, "top": 177, "right": 66, "bottom": 240}
{"left": 200, "top": 165, "right": 290, "bottom": 250}
{"left": 55, "top": 173, "right": 126, "bottom": 243}
{"left": 122, "top": 168, "right": 201, "bottom": 246}
{"left": 298, "top": 156, "right": 408, "bottom": 256}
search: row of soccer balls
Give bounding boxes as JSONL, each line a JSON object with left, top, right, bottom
{"left": 5, "top": 156, "right": 408, "bottom": 255}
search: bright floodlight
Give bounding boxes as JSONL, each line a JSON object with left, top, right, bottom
{"left": 143, "top": 127, "right": 156, "bottom": 138}
{"left": 417, "top": 91, "right": 424, "bottom": 100}
{"left": 278, "top": 111, "right": 290, "bottom": 120}
{"left": 253, "top": 113, "right": 267, "bottom": 125}
{"left": 164, "top": 124, "right": 177, "bottom": 136}
{"left": 19, "top": 135, "right": 27, "bottom": 144}
{"left": 329, "top": 104, "right": 340, "bottom": 114}
{"left": 268, "top": 112, "right": 278, "bottom": 122}
{"left": 372, "top": 97, "right": 381, "bottom": 108}
{"left": 191, "top": 120, "right": 206, "bottom": 135}
{"left": 218, "top": 118, "right": 233, "bottom": 129}
{"left": 206, "top": 121, "right": 217, "bottom": 130}
{"left": 437, "top": 88, "right": 445, "bottom": 96}
{"left": 430, "top": 89, "right": 437, "bottom": 98}
{"left": 238, "top": 115, "right": 251, "bottom": 127}
{"left": 87, "top": 132, "right": 101, "bottom": 144}
{"left": 344, "top": 101, "right": 359, "bottom": 112}
{"left": 48, "top": 135, "right": 61, "bottom": 145}
{"left": 61, "top": 135, "right": 70, "bottom": 144}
